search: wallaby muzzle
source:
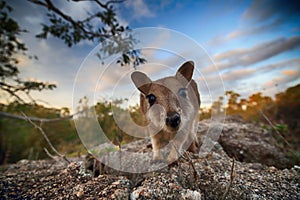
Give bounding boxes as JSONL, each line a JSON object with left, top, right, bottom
{"left": 165, "top": 111, "right": 181, "bottom": 129}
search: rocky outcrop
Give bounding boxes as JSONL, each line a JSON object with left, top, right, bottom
{"left": 198, "top": 116, "right": 295, "bottom": 169}
{"left": 1, "top": 117, "right": 299, "bottom": 199}
{"left": 1, "top": 144, "right": 299, "bottom": 199}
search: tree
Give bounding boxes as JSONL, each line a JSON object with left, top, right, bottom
{"left": 0, "top": 0, "right": 147, "bottom": 163}
{"left": 0, "top": 1, "right": 56, "bottom": 103}
{"left": 1, "top": 0, "right": 146, "bottom": 104}
{"left": 0, "top": 102, "right": 81, "bottom": 164}
{"left": 28, "top": 0, "right": 146, "bottom": 68}
{"left": 211, "top": 96, "right": 224, "bottom": 116}
{"left": 225, "top": 90, "right": 241, "bottom": 115}
{"left": 275, "top": 84, "right": 300, "bottom": 128}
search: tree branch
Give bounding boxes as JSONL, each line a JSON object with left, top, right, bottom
{"left": 222, "top": 158, "right": 235, "bottom": 200}
{"left": 21, "top": 112, "right": 70, "bottom": 164}
{"left": 0, "top": 86, "right": 25, "bottom": 103}
{"left": 0, "top": 110, "right": 83, "bottom": 123}
{"left": 28, "top": 0, "right": 113, "bottom": 39}
{"left": 259, "top": 110, "right": 292, "bottom": 147}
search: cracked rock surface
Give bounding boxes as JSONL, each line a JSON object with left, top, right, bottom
{"left": 1, "top": 117, "right": 299, "bottom": 199}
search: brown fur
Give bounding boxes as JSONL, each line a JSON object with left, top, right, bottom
{"left": 131, "top": 61, "right": 200, "bottom": 163}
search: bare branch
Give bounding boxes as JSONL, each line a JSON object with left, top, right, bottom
{"left": 259, "top": 110, "right": 292, "bottom": 147}
{"left": 222, "top": 158, "right": 235, "bottom": 200}
{"left": 44, "top": 147, "right": 58, "bottom": 161}
{"left": 105, "top": 0, "right": 126, "bottom": 7}
{"left": 182, "top": 151, "right": 198, "bottom": 185}
{"left": 29, "top": 0, "right": 80, "bottom": 27}
{"left": 171, "top": 142, "right": 199, "bottom": 187}
{"left": 1, "top": 79, "right": 56, "bottom": 104}
{"left": 0, "top": 86, "right": 25, "bottom": 103}
{"left": 71, "top": 0, "right": 105, "bottom": 7}
{"left": 0, "top": 110, "right": 83, "bottom": 123}
{"left": 21, "top": 112, "right": 70, "bottom": 164}
{"left": 71, "top": 0, "right": 126, "bottom": 7}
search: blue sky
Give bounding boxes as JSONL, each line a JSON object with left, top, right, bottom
{"left": 3, "top": 0, "right": 300, "bottom": 111}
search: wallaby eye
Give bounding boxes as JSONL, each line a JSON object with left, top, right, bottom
{"left": 146, "top": 94, "right": 156, "bottom": 106}
{"left": 178, "top": 88, "right": 187, "bottom": 98}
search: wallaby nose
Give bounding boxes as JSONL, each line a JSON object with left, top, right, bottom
{"left": 166, "top": 112, "right": 181, "bottom": 129}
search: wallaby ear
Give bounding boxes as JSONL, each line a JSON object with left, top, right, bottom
{"left": 131, "top": 71, "right": 152, "bottom": 95}
{"left": 176, "top": 61, "right": 194, "bottom": 84}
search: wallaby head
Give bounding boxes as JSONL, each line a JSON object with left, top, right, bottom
{"left": 131, "top": 61, "right": 200, "bottom": 163}
{"left": 131, "top": 61, "right": 200, "bottom": 134}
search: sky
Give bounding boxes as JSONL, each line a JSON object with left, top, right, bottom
{"left": 3, "top": 0, "right": 300, "bottom": 112}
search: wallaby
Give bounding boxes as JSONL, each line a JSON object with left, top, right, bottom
{"left": 131, "top": 61, "right": 200, "bottom": 164}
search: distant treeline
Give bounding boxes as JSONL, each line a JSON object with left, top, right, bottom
{"left": 201, "top": 84, "right": 300, "bottom": 128}
{"left": 0, "top": 84, "right": 299, "bottom": 164}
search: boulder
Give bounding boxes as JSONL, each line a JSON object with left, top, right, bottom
{"left": 198, "top": 116, "right": 295, "bottom": 169}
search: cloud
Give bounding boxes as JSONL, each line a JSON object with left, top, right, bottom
{"left": 140, "top": 29, "right": 171, "bottom": 59}
{"left": 219, "top": 58, "right": 300, "bottom": 86}
{"left": 263, "top": 69, "right": 300, "bottom": 91}
{"left": 94, "top": 64, "right": 133, "bottom": 92}
{"left": 207, "top": 0, "right": 300, "bottom": 47}
{"left": 211, "top": 36, "right": 300, "bottom": 71}
{"left": 16, "top": 54, "right": 33, "bottom": 68}
{"left": 243, "top": 0, "right": 300, "bottom": 22}
{"left": 259, "top": 59, "right": 300, "bottom": 73}
{"left": 221, "top": 68, "right": 255, "bottom": 82}
{"left": 125, "top": 0, "right": 155, "bottom": 19}
{"left": 282, "top": 70, "right": 297, "bottom": 76}
{"left": 208, "top": 20, "right": 282, "bottom": 46}
{"left": 198, "top": 56, "right": 300, "bottom": 103}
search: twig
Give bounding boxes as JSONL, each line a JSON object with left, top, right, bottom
{"left": 183, "top": 151, "right": 198, "bottom": 183}
{"left": 222, "top": 158, "right": 235, "bottom": 200}
{"left": 172, "top": 143, "right": 199, "bottom": 186}
{"left": 259, "top": 110, "right": 292, "bottom": 148}
{"left": 21, "top": 112, "right": 70, "bottom": 164}
{"left": 0, "top": 110, "right": 83, "bottom": 123}
{"left": 176, "top": 159, "right": 183, "bottom": 185}
{"left": 93, "top": 159, "right": 97, "bottom": 176}
{"left": 44, "top": 147, "right": 58, "bottom": 160}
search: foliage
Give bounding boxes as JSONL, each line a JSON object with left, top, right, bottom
{"left": 28, "top": 0, "right": 146, "bottom": 69}
{"left": 1, "top": 0, "right": 146, "bottom": 104}
{"left": 0, "top": 0, "right": 56, "bottom": 103}
{"left": 225, "top": 90, "right": 240, "bottom": 115}
{"left": 0, "top": 102, "right": 83, "bottom": 164}
{"left": 93, "top": 98, "right": 144, "bottom": 145}
{"left": 1, "top": 85, "right": 300, "bottom": 164}
{"left": 274, "top": 123, "right": 288, "bottom": 135}
{"left": 275, "top": 84, "right": 300, "bottom": 129}
{"left": 0, "top": 97, "right": 145, "bottom": 164}
{"left": 200, "top": 84, "right": 300, "bottom": 155}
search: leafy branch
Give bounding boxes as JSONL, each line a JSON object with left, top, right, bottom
{"left": 1, "top": 0, "right": 146, "bottom": 104}
{"left": 0, "top": 0, "right": 57, "bottom": 103}
{"left": 28, "top": 0, "right": 146, "bottom": 68}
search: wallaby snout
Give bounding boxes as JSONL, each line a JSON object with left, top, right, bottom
{"left": 131, "top": 61, "right": 200, "bottom": 164}
{"left": 166, "top": 111, "right": 181, "bottom": 129}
